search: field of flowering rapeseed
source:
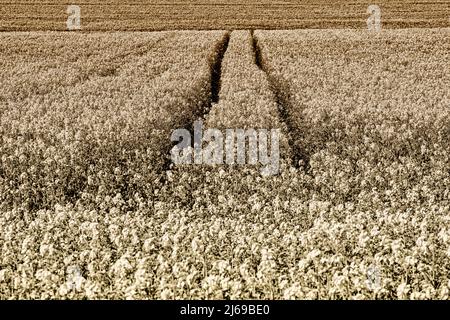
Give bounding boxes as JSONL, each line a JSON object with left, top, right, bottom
{"left": 0, "top": 28, "right": 449, "bottom": 299}
{"left": 1, "top": 0, "right": 449, "bottom": 31}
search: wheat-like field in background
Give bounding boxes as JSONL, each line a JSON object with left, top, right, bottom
{"left": 0, "top": 0, "right": 449, "bottom": 30}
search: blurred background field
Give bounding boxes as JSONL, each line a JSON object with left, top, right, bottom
{"left": 0, "top": 0, "right": 449, "bottom": 31}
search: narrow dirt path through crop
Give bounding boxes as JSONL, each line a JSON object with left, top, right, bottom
{"left": 210, "top": 32, "right": 230, "bottom": 104}
{"left": 160, "top": 31, "right": 230, "bottom": 175}
{"left": 251, "top": 30, "right": 310, "bottom": 169}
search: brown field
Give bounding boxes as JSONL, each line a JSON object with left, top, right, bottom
{"left": 0, "top": 0, "right": 449, "bottom": 31}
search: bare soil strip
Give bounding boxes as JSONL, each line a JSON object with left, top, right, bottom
{"left": 251, "top": 30, "right": 310, "bottom": 169}
{"left": 1, "top": 0, "right": 449, "bottom": 31}
{"left": 210, "top": 33, "right": 230, "bottom": 105}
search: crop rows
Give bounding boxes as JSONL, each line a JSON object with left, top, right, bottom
{"left": 252, "top": 28, "right": 450, "bottom": 298}
{"left": 1, "top": 0, "right": 449, "bottom": 31}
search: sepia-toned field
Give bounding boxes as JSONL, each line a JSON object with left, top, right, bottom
{"left": 0, "top": 27, "right": 449, "bottom": 299}
{"left": 0, "top": 0, "right": 449, "bottom": 31}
